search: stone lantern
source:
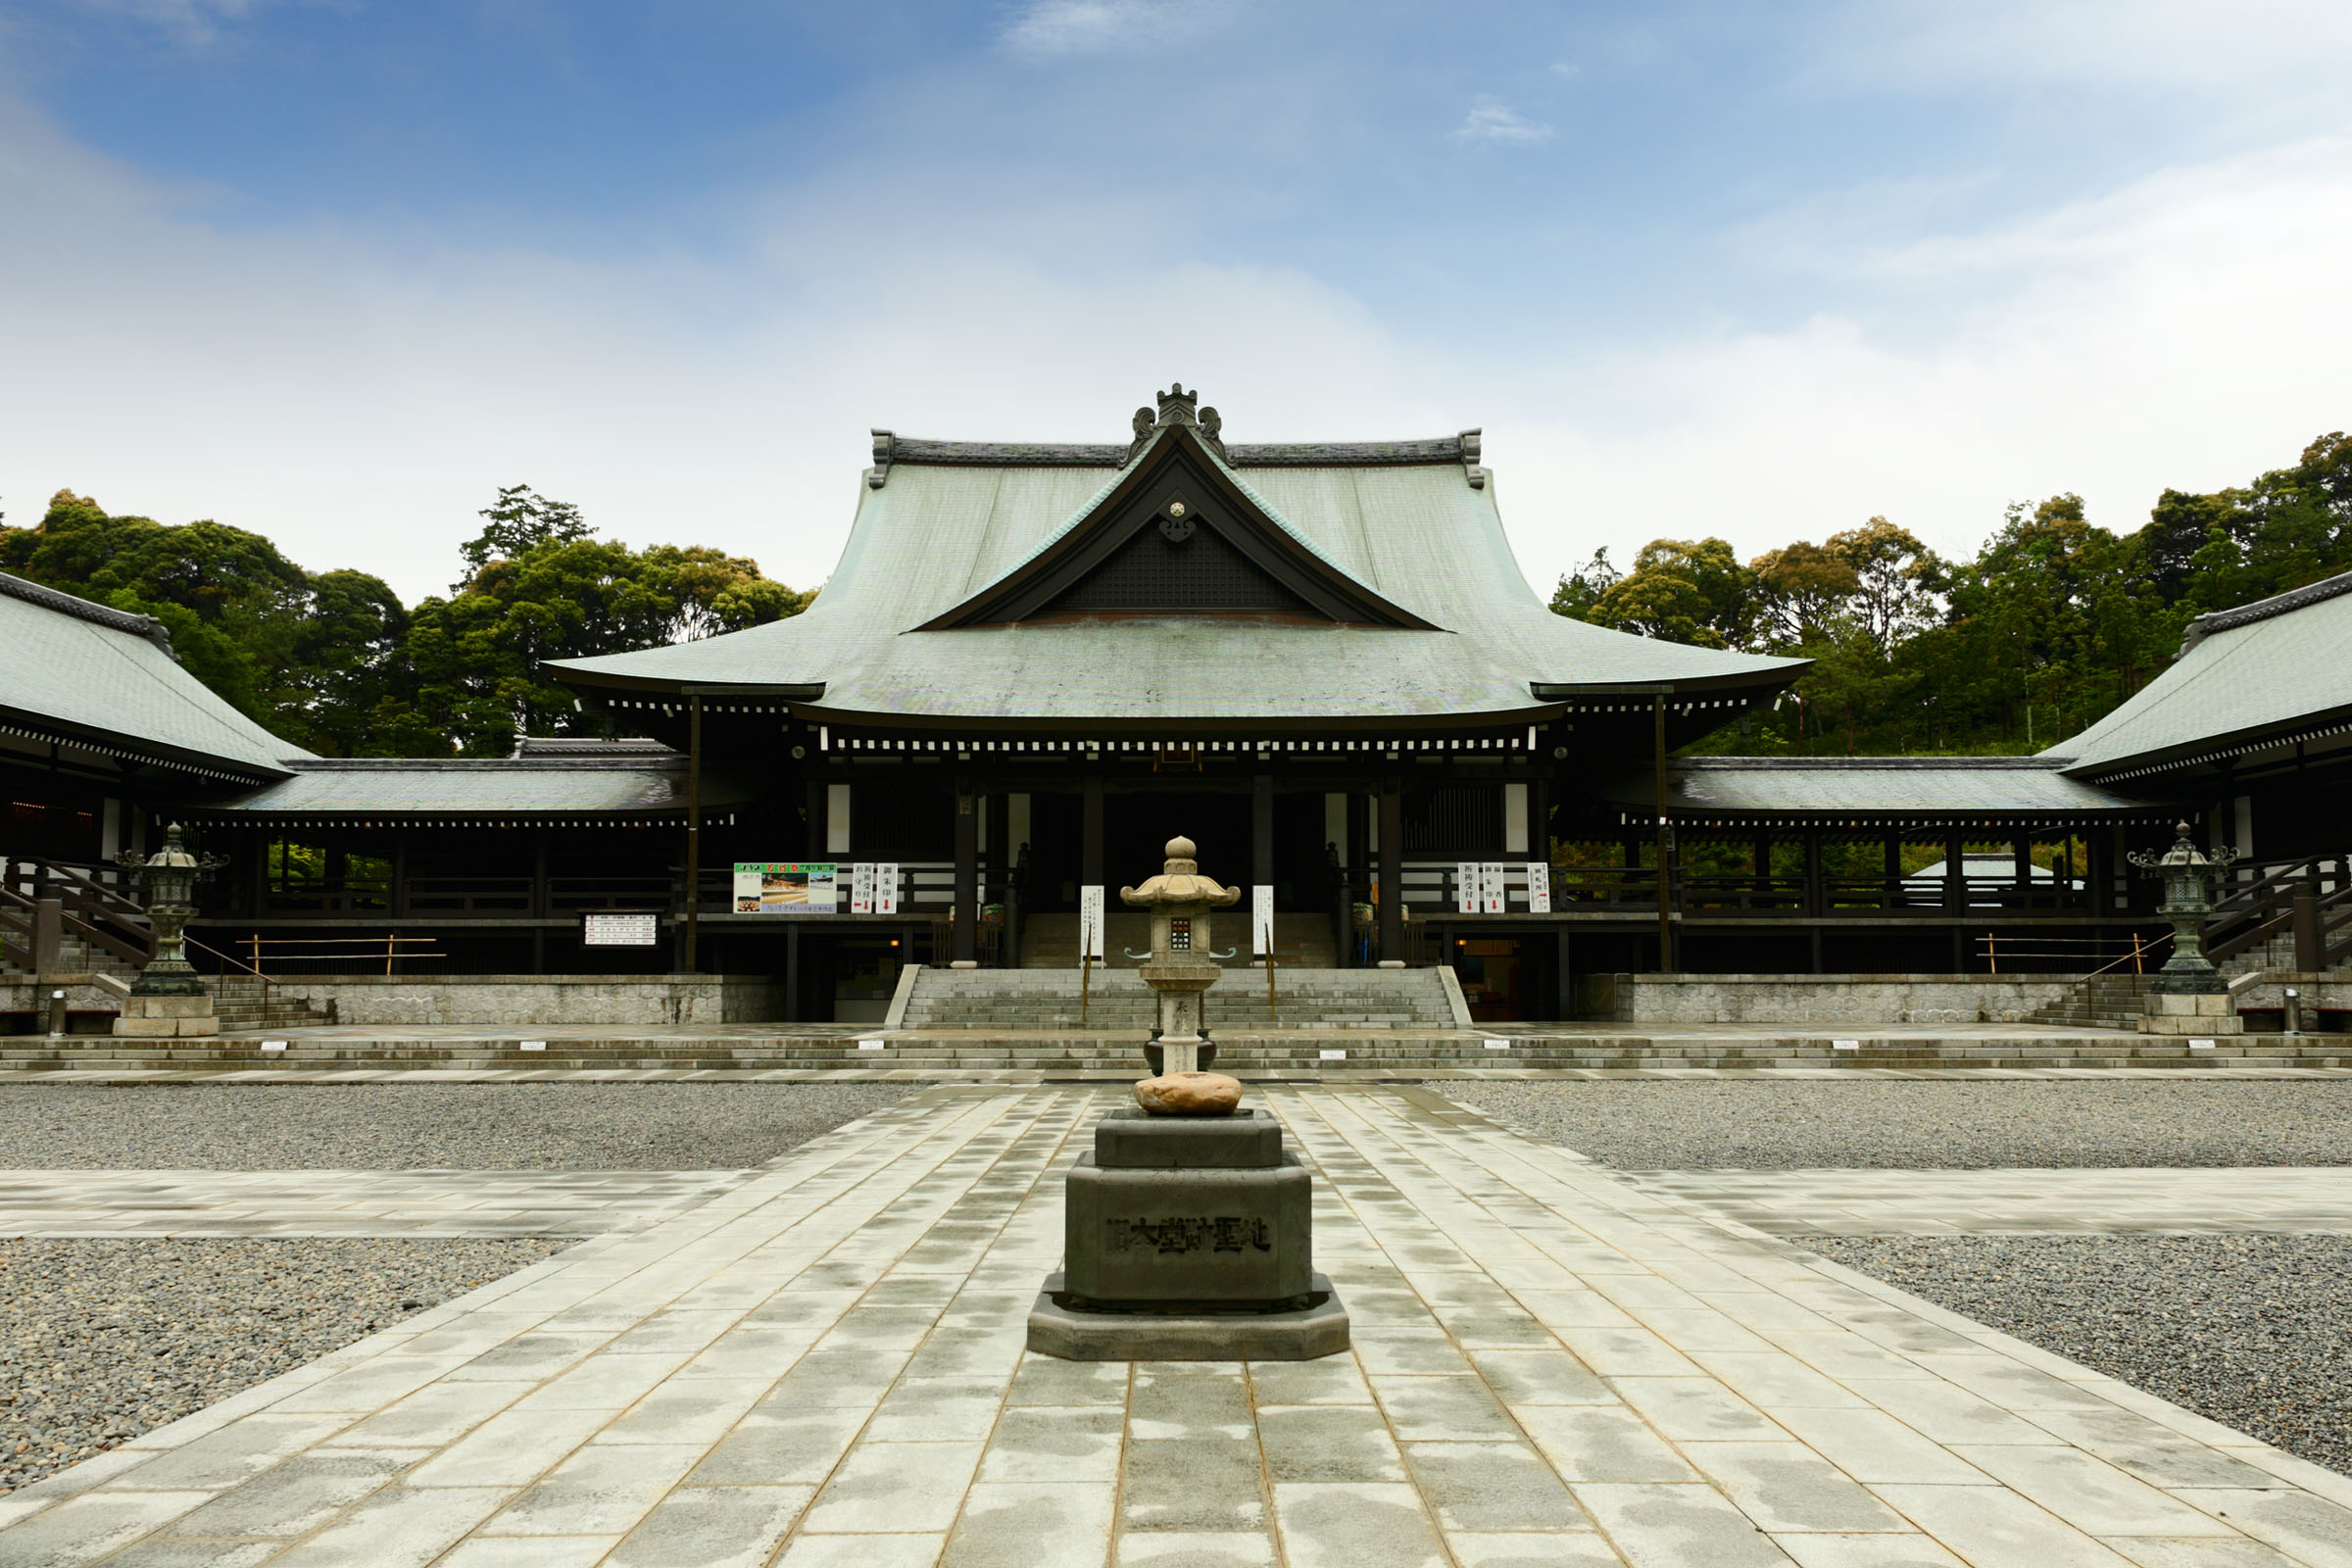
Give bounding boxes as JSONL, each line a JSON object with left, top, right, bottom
{"left": 2129, "top": 821, "right": 2238, "bottom": 993}
{"left": 2128, "top": 821, "right": 2243, "bottom": 1037}
{"left": 113, "top": 823, "right": 228, "bottom": 1038}
{"left": 1119, "top": 835, "right": 1242, "bottom": 1076}
{"left": 1026, "top": 834, "right": 1348, "bottom": 1361}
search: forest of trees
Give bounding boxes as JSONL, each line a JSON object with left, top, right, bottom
{"left": 1550, "top": 428, "right": 2352, "bottom": 756}
{"left": 0, "top": 485, "right": 812, "bottom": 759}
{"left": 6, "top": 423, "right": 2345, "bottom": 764}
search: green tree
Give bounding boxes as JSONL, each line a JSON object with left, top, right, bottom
{"left": 407, "top": 490, "right": 813, "bottom": 756}
{"left": 1748, "top": 539, "right": 1858, "bottom": 650}
{"left": 1547, "top": 547, "right": 1622, "bottom": 619}
{"left": 1583, "top": 537, "right": 1754, "bottom": 650}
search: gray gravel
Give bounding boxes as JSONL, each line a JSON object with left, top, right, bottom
{"left": 1444, "top": 1079, "right": 2352, "bottom": 1169}
{"left": 1810, "top": 1235, "right": 2352, "bottom": 1477}
{"left": 0, "top": 1237, "right": 566, "bottom": 1494}
{"left": 0, "top": 1083, "right": 911, "bottom": 1170}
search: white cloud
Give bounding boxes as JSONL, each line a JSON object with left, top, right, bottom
{"left": 1494, "top": 134, "right": 2352, "bottom": 583}
{"left": 1000, "top": 0, "right": 1182, "bottom": 60}
{"left": 1451, "top": 96, "right": 1554, "bottom": 146}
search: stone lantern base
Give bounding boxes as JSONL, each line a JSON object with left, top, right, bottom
{"left": 114, "top": 993, "right": 220, "bottom": 1038}
{"left": 2136, "top": 992, "right": 2243, "bottom": 1036}
{"left": 1027, "top": 1108, "right": 1349, "bottom": 1361}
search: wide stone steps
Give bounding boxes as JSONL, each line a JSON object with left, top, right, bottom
{"left": 14, "top": 1026, "right": 2352, "bottom": 1074}
{"left": 901, "top": 966, "right": 1453, "bottom": 1031}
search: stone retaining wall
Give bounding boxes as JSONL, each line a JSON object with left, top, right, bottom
{"left": 1585, "top": 972, "right": 2078, "bottom": 1025}
{"left": 242, "top": 975, "right": 780, "bottom": 1026}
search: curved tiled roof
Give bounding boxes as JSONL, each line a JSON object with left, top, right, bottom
{"left": 0, "top": 570, "right": 307, "bottom": 779}
{"left": 554, "top": 412, "right": 1803, "bottom": 724}
{"left": 2052, "top": 568, "right": 2352, "bottom": 778}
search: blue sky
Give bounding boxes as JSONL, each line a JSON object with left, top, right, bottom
{"left": 4, "top": 1, "right": 2350, "bottom": 603}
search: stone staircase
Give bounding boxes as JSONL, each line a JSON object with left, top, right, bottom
{"left": 0, "top": 933, "right": 143, "bottom": 981}
{"left": 899, "top": 965, "right": 1455, "bottom": 1032}
{"left": 2029, "top": 975, "right": 2154, "bottom": 1030}
{"left": 1018, "top": 913, "right": 1337, "bottom": 970}
{"left": 212, "top": 976, "right": 333, "bottom": 1033}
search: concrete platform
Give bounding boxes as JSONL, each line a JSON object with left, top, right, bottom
{"left": 1026, "top": 1269, "right": 1350, "bottom": 1361}
{"left": 7, "top": 1086, "right": 2352, "bottom": 1565}
{"left": 9, "top": 1019, "right": 2352, "bottom": 1075}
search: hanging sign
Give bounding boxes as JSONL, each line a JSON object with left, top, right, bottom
{"left": 1252, "top": 885, "right": 1274, "bottom": 956}
{"left": 1455, "top": 861, "right": 1479, "bottom": 914}
{"left": 848, "top": 862, "right": 872, "bottom": 914}
{"left": 1078, "top": 884, "right": 1105, "bottom": 960}
{"left": 1525, "top": 861, "right": 1552, "bottom": 914}
{"left": 1482, "top": 861, "right": 1508, "bottom": 914}
{"left": 874, "top": 862, "right": 900, "bottom": 915}
{"left": 732, "top": 862, "right": 837, "bottom": 912}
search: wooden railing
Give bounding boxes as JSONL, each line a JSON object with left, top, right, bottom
{"left": 2204, "top": 853, "right": 2352, "bottom": 969}
{"left": 1, "top": 853, "right": 156, "bottom": 972}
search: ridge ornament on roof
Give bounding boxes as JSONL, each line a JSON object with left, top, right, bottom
{"left": 912, "top": 392, "right": 1442, "bottom": 631}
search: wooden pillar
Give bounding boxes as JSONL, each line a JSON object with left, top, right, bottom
{"left": 2088, "top": 829, "right": 2114, "bottom": 916}
{"left": 954, "top": 773, "right": 978, "bottom": 963}
{"left": 1883, "top": 835, "right": 1901, "bottom": 907}
{"left": 804, "top": 775, "right": 826, "bottom": 861}
{"left": 1082, "top": 769, "right": 1104, "bottom": 886}
{"left": 1554, "top": 923, "right": 1573, "bottom": 1020}
{"left": 784, "top": 921, "right": 801, "bottom": 1022}
{"left": 1943, "top": 832, "right": 1966, "bottom": 911}
{"left": 1652, "top": 693, "right": 1675, "bottom": 972}
{"left": 682, "top": 695, "right": 703, "bottom": 974}
{"left": 1803, "top": 831, "right": 1824, "bottom": 918}
{"left": 1251, "top": 774, "right": 1275, "bottom": 943}
{"left": 1378, "top": 775, "right": 1403, "bottom": 963}
{"left": 986, "top": 792, "right": 1009, "bottom": 967}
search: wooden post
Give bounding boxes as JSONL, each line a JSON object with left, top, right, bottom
{"left": 682, "top": 695, "right": 703, "bottom": 974}
{"left": 954, "top": 773, "right": 978, "bottom": 964}
{"left": 1378, "top": 775, "right": 1403, "bottom": 963}
{"left": 1653, "top": 693, "right": 1674, "bottom": 972}
{"left": 1082, "top": 769, "right": 1104, "bottom": 886}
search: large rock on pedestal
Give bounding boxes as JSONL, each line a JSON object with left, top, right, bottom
{"left": 1027, "top": 1107, "right": 1348, "bottom": 1360}
{"left": 1133, "top": 1071, "right": 1242, "bottom": 1116}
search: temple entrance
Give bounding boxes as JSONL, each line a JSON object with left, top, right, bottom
{"left": 1105, "top": 790, "right": 1250, "bottom": 887}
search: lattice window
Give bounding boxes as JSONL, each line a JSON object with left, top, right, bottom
{"left": 1042, "top": 522, "right": 1317, "bottom": 615}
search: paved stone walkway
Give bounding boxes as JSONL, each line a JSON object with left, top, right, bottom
{"left": 4, "top": 1086, "right": 2352, "bottom": 1566}
{"left": 0, "top": 1170, "right": 750, "bottom": 1238}
{"left": 1635, "top": 1167, "right": 2352, "bottom": 1237}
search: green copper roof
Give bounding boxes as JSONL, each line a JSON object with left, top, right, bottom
{"left": 2051, "top": 569, "right": 2352, "bottom": 778}
{"left": 0, "top": 570, "right": 306, "bottom": 779}
{"left": 553, "top": 410, "right": 1804, "bottom": 725}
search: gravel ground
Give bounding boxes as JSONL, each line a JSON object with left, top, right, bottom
{"left": 1444, "top": 1079, "right": 2352, "bottom": 1168}
{"left": 0, "top": 1083, "right": 911, "bottom": 1170}
{"left": 0, "top": 1237, "right": 567, "bottom": 1494}
{"left": 1810, "top": 1235, "right": 2352, "bottom": 1477}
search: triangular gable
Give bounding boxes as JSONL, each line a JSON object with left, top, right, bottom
{"left": 913, "top": 426, "right": 1441, "bottom": 630}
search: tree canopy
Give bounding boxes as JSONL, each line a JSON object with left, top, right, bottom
{"left": 0, "top": 485, "right": 812, "bottom": 759}
{"left": 1549, "top": 428, "right": 2352, "bottom": 756}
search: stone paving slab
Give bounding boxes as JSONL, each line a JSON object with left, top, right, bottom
{"left": 4, "top": 1087, "right": 2352, "bottom": 1566}
{"left": 0, "top": 1171, "right": 755, "bottom": 1238}
{"left": 5, "top": 1064, "right": 2351, "bottom": 1087}
{"left": 1633, "top": 1167, "right": 2352, "bottom": 1236}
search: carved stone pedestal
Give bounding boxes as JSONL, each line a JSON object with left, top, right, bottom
{"left": 1027, "top": 1108, "right": 1348, "bottom": 1360}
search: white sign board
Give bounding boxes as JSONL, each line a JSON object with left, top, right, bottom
{"left": 849, "top": 862, "right": 873, "bottom": 914}
{"left": 1525, "top": 861, "right": 1551, "bottom": 914}
{"left": 1455, "top": 861, "right": 1479, "bottom": 914}
{"left": 1482, "top": 861, "right": 1507, "bottom": 914}
{"left": 1078, "top": 885, "right": 1105, "bottom": 961}
{"left": 1252, "top": 885, "right": 1274, "bottom": 956}
{"left": 583, "top": 911, "right": 661, "bottom": 947}
{"left": 874, "top": 862, "right": 900, "bottom": 915}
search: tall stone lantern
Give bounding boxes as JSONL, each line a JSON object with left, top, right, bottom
{"left": 2129, "top": 821, "right": 2238, "bottom": 993}
{"left": 1027, "top": 833, "right": 1348, "bottom": 1361}
{"left": 114, "top": 824, "right": 228, "bottom": 1039}
{"left": 1120, "top": 835, "right": 1242, "bottom": 1076}
{"left": 2129, "top": 821, "right": 2243, "bottom": 1037}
